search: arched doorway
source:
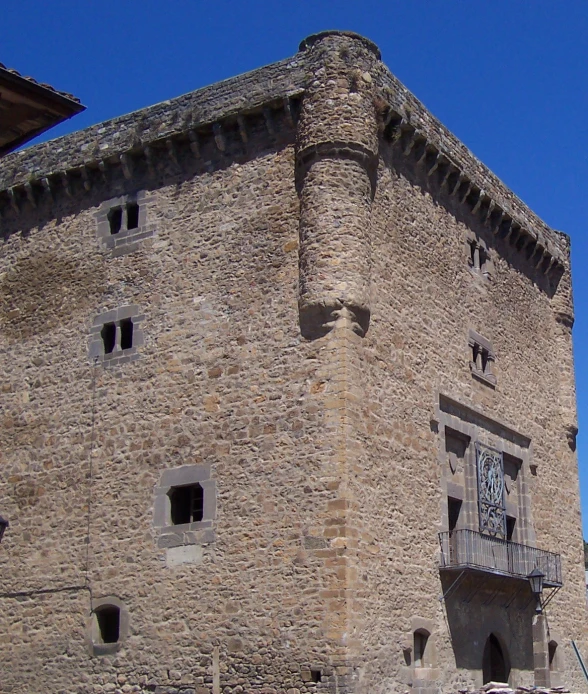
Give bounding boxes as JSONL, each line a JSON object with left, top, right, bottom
{"left": 483, "top": 634, "right": 510, "bottom": 684}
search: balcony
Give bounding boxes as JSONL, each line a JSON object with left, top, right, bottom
{"left": 439, "top": 529, "right": 562, "bottom": 587}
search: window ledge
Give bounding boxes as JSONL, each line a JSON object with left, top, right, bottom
{"left": 470, "top": 363, "right": 497, "bottom": 388}
{"left": 92, "top": 642, "right": 121, "bottom": 657}
{"left": 157, "top": 526, "right": 216, "bottom": 549}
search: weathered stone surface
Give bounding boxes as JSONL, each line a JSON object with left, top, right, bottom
{"left": 0, "top": 29, "right": 585, "bottom": 694}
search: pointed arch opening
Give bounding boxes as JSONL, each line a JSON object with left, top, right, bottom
{"left": 548, "top": 640, "right": 558, "bottom": 672}
{"left": 482, "top": 633, "right": 510, "bottom": 684}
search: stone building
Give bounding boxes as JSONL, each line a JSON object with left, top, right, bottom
{"left": 0, "top": 30, "right": 585, "bottom": 694}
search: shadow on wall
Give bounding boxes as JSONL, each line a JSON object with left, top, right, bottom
{"left": 379, "top": 139, "right": 563, "bottom": 300}
{"left": 298, "top": 301, "right": 370, "bottom": 341}
{"left": 441, "top": 573, "right": 535, "bottom": 681}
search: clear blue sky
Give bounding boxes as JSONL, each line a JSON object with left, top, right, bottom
{"left": 5, "top": 1, "right": 588, "bottom": 532}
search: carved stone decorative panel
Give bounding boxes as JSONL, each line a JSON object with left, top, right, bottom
{"left": 476, "top": 442, "right": 506, "bottom": 538}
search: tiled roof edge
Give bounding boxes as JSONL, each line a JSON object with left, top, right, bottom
{"left": 0, "top": 64, "right": 83, "bottom": 105}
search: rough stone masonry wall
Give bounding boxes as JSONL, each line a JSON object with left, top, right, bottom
{"left": 342, "top": 124, "right": 587, "bottom": 692}
{"left": 0, "top": 28, "right": 585, "bottom": 694}
{"left": 0, "top": 118, "right": 359, "bottom": 692}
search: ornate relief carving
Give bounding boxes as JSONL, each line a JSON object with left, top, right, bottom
{"left": 476, "top": 443, "right": 506, "bottom": 538}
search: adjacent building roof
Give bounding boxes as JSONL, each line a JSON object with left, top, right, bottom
{"left": 0, "top": 63, "right": 85, "bottom": 156}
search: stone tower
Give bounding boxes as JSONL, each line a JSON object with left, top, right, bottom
{"left": 0, "top": 31, "right": 585, "bottom": 694}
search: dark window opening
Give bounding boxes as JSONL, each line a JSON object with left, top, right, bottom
{"left": 445, "top": 428, "right": 469, "bottom": 474}
{"left": 170, "top": 483, "right": 204, "bottom": 525}
{"left": 503, "top": 455, "right": 521, "bottom": 485}
{"left": 414, "top": 630, "right": 429, "bottom": 668}
{"left": 101, "top": 322, "right": 116, "bottom": 354}
{"left": 481, "top": 349, "right": 489, "bottom": 373}
{"left": 126, "top": 202, "right": 139, "bottom": 230}
{"left": 472, "top": 343, "right": 479, "bottom": 365}
{"left": 310, "top": 669, "right": 322, "bottom": 683}
{"left": 108, "top": 207, "right": 123, "bottom": 235}
{"left": 549, "top": 641, "right": 557, "bottom": 671}
{"left": 479, "top": 247, "right": 489, "bottom": 272}
{"left": 506, "top": 516, "right": 516, "bottom": 542}
{"left": 120, "top": 318, "right": 134, "bottom": 350}
{"left": 403, "top": 648, "right": 412, "bottom": 666}
{"left": 96, "top": 605, "right": 120, "bottom": 644}
{"left": 448, "top": 497, "right": 462, "bottom": 534}
{"left": 469, "top": 240, "right": 478, "bottom": 268}
{"left": 470, "top": 338, "right": 494, "bottom": 382}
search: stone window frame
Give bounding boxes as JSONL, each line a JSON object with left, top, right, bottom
{"left": 547, "top": 629, "right": 564, "bottom": 688}
{"left": 86, "top": 595, "right": 129, "bottom": 656}
{"left": 153, "top": 464, "right": 217, "bottom": 551}
{"left": 404, "top": 616, "right": 438, "bottom": 680}
{"left": 436, "top": 393, "right": 535, "bottom": 548}
{"left": 89, "top": 305, "right": 145, "bottom": 366}
{"left": 467, "top": 233, "right": 492, "bottom": 280}
{"left": 95, "top": 190, "right": 156, "bottom": 257}
{"left": 468, "top": 329, "right": 496, "bottom": 387}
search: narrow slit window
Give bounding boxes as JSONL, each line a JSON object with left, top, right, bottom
{"left": 448, "top": 497, "right": 462, "bottom": 534}
{"left": 549, "top": 641, "right": 557, "bottom": 671}
{"left": 472, "top": 343, "right": 480, "bottom": 366}
{"left": 96, "top": 605, "right": 120, "bottom": 644}
{"left": 469, "top": 240, "right": 479, "bottom": 269}
{"left": 481, "top": 349, "right": 489, "bottom": 373}
{"left": 479, "top": 246, "right": 489, "bottom": 273}
{"left": 170, "top": 483, "right": 204, "bottom": 525}
{"left": 101, "top": 322, "right": 116, "bottom": 354}
{"left": 506, "top": 516, "right": 516, "bottom": 542}
{"left": 126, "top": 202, "right": 139, "bottom": 230}
{"left": 108, "top": 207, "right": 123, "bottom": 235}
{"left": 120, "top": 318, "right": 134, "bottom": 350}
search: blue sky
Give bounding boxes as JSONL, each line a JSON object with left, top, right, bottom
{"left": 4, "top": 1, "right": 588, "bottom": 532}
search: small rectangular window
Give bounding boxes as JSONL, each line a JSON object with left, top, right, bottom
{"left": 170, "top": 484, "right": 204, "bottom": 525}
{"left": 448, "top": 497, "right": 462, "bottom": 534}
{"left": 101, "top": 322, "right": 116, "bottom": 354}
{"left": 468, "top": 238, "right": 490, "bottom": 277}
{"left": 469, "top": 331, "right": 496, "bottom": 387}
{"left": 506, "top": 516, "right": 516, "bottom": 542}
{"left": 310, "top": 669, "right": 322, "bottom": 683}
{"left": 126, "top": 202, "right": 139, "bottom": 230}
{"left": 120, "top": 318, "right": 134, "bottom": 350}
{"left": 108, "top": 207, "right": 123, "bottom": 235}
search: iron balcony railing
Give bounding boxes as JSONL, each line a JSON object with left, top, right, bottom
{"left": 439, "top": 529, "right": 562, "bottom": 587}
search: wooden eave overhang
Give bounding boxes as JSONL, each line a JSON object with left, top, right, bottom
{"left": 0, "top": 65, "right": 85, "bottom": 156}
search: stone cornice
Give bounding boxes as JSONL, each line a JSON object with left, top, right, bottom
{"left": 0, "top": 37, "right": 568, "bottom": 275}
{"left": 0, "top": 56, "right": 306, "bottom": 196}
{"left": 376, "top": 64, "right": 567, "bottom": 270}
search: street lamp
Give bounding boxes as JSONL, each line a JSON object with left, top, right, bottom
{"left": 0, "top": 515, "right": 9, "bottom": 543}
{"left": 528, "top": 568, "right": 545, "bottom": 614}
